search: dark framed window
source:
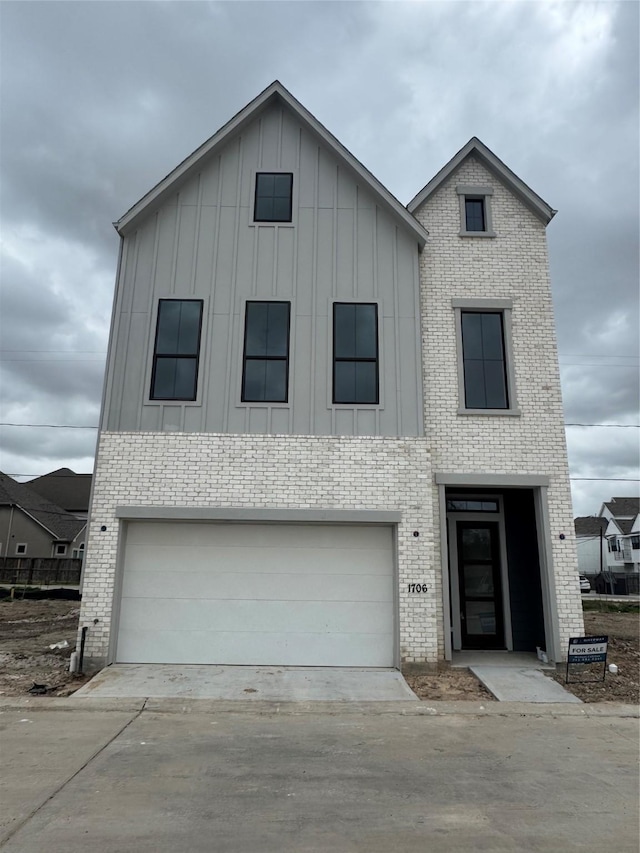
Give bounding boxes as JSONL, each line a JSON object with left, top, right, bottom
{"left": 333, "top": 302, "right": 379, "bottom": 405}
{"left": 631, "top": 536, "right": 640, "bottom": 550}
{"left": 150, "top": 299, "right": 203, "bottom": 401}
{"left": 254, "top": 172, "right": 293, "bottom": 223}
{"left": 15, "top": 543, "right": 27, "bottom": 555}
{"left": 461, "top": 311, "right": 508, "bottom": 409}
{"left": 465, "top": 198, "right": 486, "bottom": 232}
{"left": 242, "top": 301, "right": 290, "bottom": 402}
{"left": 55, "top": 544, "right": 67, "bottom": 556}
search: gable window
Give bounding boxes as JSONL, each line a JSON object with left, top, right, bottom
{"left": 15, "top": 543, "right": 27, "bottom": 555}
{"left": 254, "top": 173, "right": 293, "bottom": 223}
{"left": 333, "top": 303, "right": 379, "bottom": 405}
{"left": 150, "top": 299, "right": 203, "bottom": 401}
{"left": 452, "top": 299, "right": 518, "bottom": 415}
{"left": 242, "top": 301, "right": 290, "bottom": 403}
{"left": 457, "top": 185, "right": 495, "bottom": 237}
{"left": 55, "top": 543, "right": 67, "bottom": 556}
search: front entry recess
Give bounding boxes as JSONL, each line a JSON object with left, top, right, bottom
{"left": 457, "top": 521, "right": 505, "bottom": 649}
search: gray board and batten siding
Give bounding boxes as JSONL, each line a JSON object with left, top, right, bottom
{"left": 103, "top": 102, "right": 424, "bottom": 438}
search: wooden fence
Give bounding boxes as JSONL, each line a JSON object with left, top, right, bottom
{"left": 0, "top": 557, "right": 82, "bottom": 586}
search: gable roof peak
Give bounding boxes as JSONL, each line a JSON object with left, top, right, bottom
{"left": 407, "top": 136, "right": 556, "bottom": 225}
{"left": 115, "top": 82, "right": 427, "bottom": 247}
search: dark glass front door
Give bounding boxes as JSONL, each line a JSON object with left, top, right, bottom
{"left": 457, "top": 521, "right": 505, "bottom": 649}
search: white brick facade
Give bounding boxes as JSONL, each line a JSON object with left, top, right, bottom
{"left": 414, "top": 156, "right": 584, "bottom": 652}
{"left": 80, "top": 432, "right": 436, "bottom": 667}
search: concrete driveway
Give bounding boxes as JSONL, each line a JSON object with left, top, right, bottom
{"left": 74, "top": 664, "right": 418, "bottom": 701}
{"left": 0, "top": 700, "right": 637, "bottom": 852}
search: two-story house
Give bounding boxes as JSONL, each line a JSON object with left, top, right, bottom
{"left": 78, "top": 82, "right": 583, "bottom": 671}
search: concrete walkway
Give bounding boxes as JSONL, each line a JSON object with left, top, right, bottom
{"left": 470, "top": 665, "right": 582, "bottom": 703}
{"left": 74, "top": 664, "right": 419, "bottom": 702}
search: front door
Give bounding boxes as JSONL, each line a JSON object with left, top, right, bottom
{"left": 457, "top": 521, "right": 505, "bottom": 649}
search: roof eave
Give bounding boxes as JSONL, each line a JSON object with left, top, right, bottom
{"left": 116, "top": 81, "right": 427, "bottom": 247}
{"left": 407, "top": 137, "right": 556, "bottom": 225}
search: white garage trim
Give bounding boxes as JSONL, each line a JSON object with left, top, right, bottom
{"left": 115, "top": 506, "right": 403, "bottom": 523}
{"left": 109, "top": 520, "right": 398, "bottom": 668}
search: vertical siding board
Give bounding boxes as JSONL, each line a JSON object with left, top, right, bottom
{"left": 256, "top": 228, "right": 275, "bottom": 296}
{"left": 392, "top": 227, "right": 402, "bottom": 436}
{"left": 336, "top": 208, "right": 353, "bottom": 296}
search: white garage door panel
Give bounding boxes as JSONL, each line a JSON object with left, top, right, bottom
{"left": 119, "top": 597, "right": 391, "bottom": 634}
{"left": 123, "top": 544, "right": 389, "bottom": 576}
{"left": 117, "top": 522, "right": 395, "bottom": 666}
{"left": 116, "top": 630, "right": 394, "bottom": 667}
{"left": 122, "top": 570, "right": 391, "bottom": 602}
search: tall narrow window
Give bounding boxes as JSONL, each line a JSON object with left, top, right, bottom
{"left": 242, "top": 301, "right": 290, "bottom": 402}
{"left": 254, "top": 173, "right": 293, "bottom": 222}
{"left": 150, "top": 300, "right": 203, "bottom": 400}
{"left": 465, "top": 198, "right": 486, "bottom": 232}
{"left": 333, "top": 303, "right": 379, "bottom": 405}
{"left": 461, "top": 311, "right": 508, "bottom": 409}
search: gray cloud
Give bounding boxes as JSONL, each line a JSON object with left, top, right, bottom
{"left": 0, "top": 0, "right": 637, "bottom": 514}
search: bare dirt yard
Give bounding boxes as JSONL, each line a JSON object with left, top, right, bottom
{"left": 549, "top": 607, "right": 639, "bottom": 704}
{"left": 0, "top": 597, "right": 90, "bottom": 697}
{"left": 0, "top": 598, "right": 636, "bottom": 702}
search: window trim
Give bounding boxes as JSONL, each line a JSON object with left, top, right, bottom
{"left": 54, "top": 543, "right": 67, "bottom": 556}
{"left": 249, "top": 169, "right": 298, "bottom": 229}
{"left": 15, "top": 543, "right": 27, "bottom": 555}
{"left": 146, "top": 298, "right": 206, "bottom": 406}
{"left": 330, "top": 300, "right": 381, "bottom": 407}
{"left": 452, "top": 298, "right": 520, "bottom": 416}
{"left": 239, "top": 300, "right": 292, "bottom": 405}
{"left": 457, "top": 185, "right": 496, "bottom": 238}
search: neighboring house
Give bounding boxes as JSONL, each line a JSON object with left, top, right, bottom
{"left": 574, "top": 516, "right": 608, "bottom": 576}
{"left": 78, "top": 81, "right": 583, "bottom": 671}
{"left": 0, "top": 472, "right": 86, "bottom": 559}
{"left": 600, "top": 497, "right": 640, "bottom": 573}
{"left": 27, "top": 468, "right": 92, "bottom": 521}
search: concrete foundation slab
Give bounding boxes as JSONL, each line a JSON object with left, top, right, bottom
{"left": 470, "top": 666, "right": 582, "bottom": 702}
{"left": 74, "top": 664, "right": 418, "bottom": 702}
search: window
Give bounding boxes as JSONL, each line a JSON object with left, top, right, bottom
{"left": 15, "top": 543, "right": 27, "bottom": 555}
{"left": 150, "top": 300, "right": 203, "bottom": 401}
{"left": 242, "top": 301, "right": 290, "bottom": 402}
{"left": 465, "top": 198, "right": 486, "bottom": 232}
{"left": 72, "top": 543, "right": 85, "bottom": 559}
{"left": 254, "top": 173, "right": 293, "bottom": 223}
{"left": 460, "top": 312, "right": 508, "bottom": 409}
{"left": 457, "top": 185, "right": 495, "bottom": 237}
{"left": 631, "top": 536, "right": 640, "bottom": 550}
{"left": 333, "top": 303, "right": 379, "bottom": 404}
{"left": 608, "top": 538, "right": 619, "bottom": 552}
{"left": 55, "top": 544, "right": 67, "bottom": 556}
{"left": 446, "top": 499, "right": 499, "bottom": 513}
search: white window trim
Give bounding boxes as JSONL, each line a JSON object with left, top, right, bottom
{"left": 55, "top": 543, "right": 68, "bottom": 556}
{"left": 327, "top": 297, "right": 385, "bottom": 411}
{"left": 457, "top": 185, "right": 496, "bottom": 238}
{"left": 452, "top": 298, "right": 520, "bottom": 416}
{"left": 15, "top": 543, "right": 27, "bottom": 555}
{"left": 235, "top": 297, "right": 294, "bottom": 409}
{"left": 249, "top": 169, "right": 298, "bottom": 229}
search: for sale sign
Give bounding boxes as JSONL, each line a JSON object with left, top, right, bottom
{"left": 566, "top": 636, "right": 608, "bottom": 683}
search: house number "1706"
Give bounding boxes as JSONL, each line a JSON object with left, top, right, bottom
{"left": 407, "top": 583, "right": 428, "bottom": 593}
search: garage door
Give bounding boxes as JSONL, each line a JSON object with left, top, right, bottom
{"left": 116, "top": 522, "right": 395, "bottom": 666}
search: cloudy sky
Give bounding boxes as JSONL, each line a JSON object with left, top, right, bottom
{"left": 0, "top": 0, "right": 638, "bottom": 517}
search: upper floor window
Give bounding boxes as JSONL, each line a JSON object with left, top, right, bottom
{"left": 254, "top": 172, "right": 293, "bottom": 223}
{"left": 460, "top": 311, "right": 508, "bottom": 410}
{"left": 242, "top": 301, "right": 290, "bottom": 402}
{"left": 333, "top": 303, "right": 379, "bottom": 405}
{"left": 150, "top": 299, "right": 203, "bottom": 401}
{"left": 55, "top": 543, "right": 67, "bottom": 556}
{"left": 15, "top": 543, "right": 27, "bottom": 555}
{"left": 457, "top": 185, "right": 495, "bottom": 237}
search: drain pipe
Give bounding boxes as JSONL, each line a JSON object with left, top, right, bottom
{"left": 77, "top": 626, "right": 88, "bottom": 675}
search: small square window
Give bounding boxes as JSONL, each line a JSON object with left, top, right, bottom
{"left": 15, "top": 543, "right": 27, "bottom": 555}
{"left": 254, "top": 172, "right": 293, "bottom": 223}
{"left": 55, "top": 544, "right": 67, "bottom": 556}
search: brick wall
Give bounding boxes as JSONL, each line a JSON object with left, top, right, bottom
{"left": 79, "top": 432, "right": 436, "bottom": 667}
{"left": 414, "top": 156, "right": 584, "bottom": 652}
